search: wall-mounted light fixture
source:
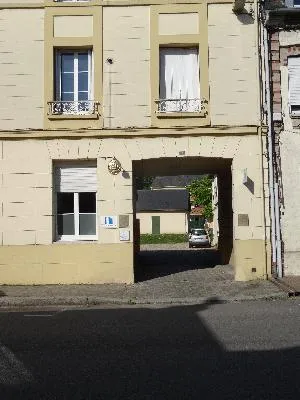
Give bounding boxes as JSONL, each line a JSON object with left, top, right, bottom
{"left": 232, "top": 0, "right": 255, "bottom": 19}
{"left": 232, "top": 0, "right": 246, "bottom": 13}
{"left": 242, "top": 168, "right": 248, "bottom": 185}
{"left": 107, "top": 157, "right": 123, "bottom": 175}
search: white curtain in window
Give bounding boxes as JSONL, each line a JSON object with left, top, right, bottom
{"left": 159, "top": 48, "right": 200, "bottom": 100}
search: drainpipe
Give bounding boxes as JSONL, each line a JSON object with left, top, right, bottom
{"left": 260, "top": 4, "right": 283, "bottom": 278}
{"left": 274, "top": 183, "right": 283, "bottom": 277}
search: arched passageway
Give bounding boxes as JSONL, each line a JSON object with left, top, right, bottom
{"left": 132, "top": 157, "right": 233, "bottom": 282}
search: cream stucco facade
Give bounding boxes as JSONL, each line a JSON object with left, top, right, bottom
{"left": 137, "top": 212, "right": 188, "bottom": 235}
{"left": 0, "top": 0, "right": 270, "bottom": 284}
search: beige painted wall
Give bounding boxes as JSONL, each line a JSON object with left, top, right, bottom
{"left": 0, "top": 134, "right": 268, "bottom": 283}
{"left": 0, "top": 9, "right": 44, "bottom": 130}
{"left": 0, "top": 243, "right": 133, "bottom": 285}
{"left": 0, "top": 4, "right": 261, "bottom": 131}
{"left": 158, "top": 13, "right": 199, "bottom": 35}
{"left": 1, "top": 0, "right": 42, "bottom": 4}
{"left": 53, "top": 15, "right": 93, "bottom": 38}
{"left": 208, "top": 4, "right": 260, "bottom": 126}
{"left": 137, "top": 212, "right": 188, "bottom": 234}
{"left": 0, "top": 3, "right": 266, "bottom": 283}
{"left": 102, "top": 6, "right": 151, "bottom": 129}
{"left": 233, "top": 239, "right": 267, "bottom": 281}
{"left": 0, "top": 139, "right": 134, "bottom": 246}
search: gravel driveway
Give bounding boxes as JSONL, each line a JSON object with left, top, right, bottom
{"left": 131, "top": 244, "right": 284, "bottom": 302}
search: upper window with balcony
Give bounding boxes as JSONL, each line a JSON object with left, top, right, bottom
{"left": 49, "top": 50, "right": 98, "bottom": 116}
{"left": 157, "top": 47, "right": 201, "bottom": 113}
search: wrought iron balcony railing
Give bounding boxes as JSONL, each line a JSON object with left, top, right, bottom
{"left": 155, "top": 98, "right": 207, "bottom": 114}
{"left": 48, "top": 101, "right": 99, "bottom": 116}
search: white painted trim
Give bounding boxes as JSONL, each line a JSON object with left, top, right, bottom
{"left": 74, "top": 192, "right": 79, "bottom": 235}
{"left": 74, "top": 54, "right": 79, "bottom": 102}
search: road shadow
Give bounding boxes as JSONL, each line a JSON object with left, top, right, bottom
{"left": 135, "top": 248, "right": 223, "bottom": 282}
{"left": 0, "top": 291, "right": 6, "bottom": 297}
{"left": 0, "top": 301, "right": 299, "bottom": 399}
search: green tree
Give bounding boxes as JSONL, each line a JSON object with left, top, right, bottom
{"left": 187, "top": 176, "right": 213, "bottom": 220}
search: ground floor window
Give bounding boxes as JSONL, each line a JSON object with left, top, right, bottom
{"left": 55, "top": 163, "right": 97, "bottom": 241}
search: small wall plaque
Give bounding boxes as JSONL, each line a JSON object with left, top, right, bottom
{"left": 119, "top": 230, "right": 130, "bottom": 241}
{"left": 119, "top": 214, "right": 129, "bottom": 228}
{"left": 100, "top": 216, "right": 118, "bottom": 228}
{"left": 238, "top": 214, "right": 249, "bottom": 227}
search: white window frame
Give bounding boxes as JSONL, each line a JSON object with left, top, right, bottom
{"left": 55, "top": 162, "right": 98, "bottom": 242}
{"left": 56, "top": 192, "right": 98, "bottom": 242}
{"left": 55, "top": 50, "right": 93, "bottom": 104}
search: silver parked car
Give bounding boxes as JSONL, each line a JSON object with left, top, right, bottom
{"left": 188, "top": 228, "right": 210, "bottom": 248}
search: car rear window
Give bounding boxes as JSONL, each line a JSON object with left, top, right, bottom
{"left": 191, "top": 229, "right": 206, "bottom": 235}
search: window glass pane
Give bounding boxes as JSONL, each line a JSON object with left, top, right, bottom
{"left": 78, "top": 53, "right": 89, "bottom": 72}
{"left": 61, "top": 73, "right": 74, "bottom": 94}
{"left": 78, "top": 92, "right": 89, "bottom": 101}
{"left": 61, "top": 53, "right": 74, "bottom": 73}
{"left": 78, "top": 71, "right": 89, "bottom": 92}
{"left": 79, "top": 192, "right": 96, "bottom": 213}
{"left": 79, "top": 214, "right": 96, "bottom": 235}
{"left": 57, "top": 193, "right": 74, "bottom": 214}
{"left": 61, "top": 92, "right": 74, "bottom": 102}
{"left": 57, "top": 214, "right": 75, "bottom": 236}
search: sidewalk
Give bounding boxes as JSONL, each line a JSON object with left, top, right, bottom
{"left": 0, "top": 264, "right": 287, "bottom": 308}
{"left": 271, "top": 276, "right": 300, "bottom": 297}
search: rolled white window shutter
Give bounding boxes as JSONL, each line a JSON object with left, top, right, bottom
{"left": 55, "top": 164, "right": 97, "bottom": 192}
{"left": 288, "top": 57, "right": 300, "bottom": 107}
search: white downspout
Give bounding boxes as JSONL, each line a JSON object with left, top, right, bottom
{"left": 261, "top": 5, "right": 283, "bottom": 278}
{"left": 275, "top": 183, "right": 283, "bottom": 277}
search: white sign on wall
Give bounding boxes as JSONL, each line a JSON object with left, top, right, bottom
{"left": 100, "top": 216, "right": 118, "bottom": 229}
{"left": 119, "top": 230, "right": 130, "bottom": 241}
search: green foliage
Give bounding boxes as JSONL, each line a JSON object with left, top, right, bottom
{"left": 140, "top": 233, "right": 188, "bottom": 244}
{"left": 187, "top": 176, "right": 213, "bottom": 220}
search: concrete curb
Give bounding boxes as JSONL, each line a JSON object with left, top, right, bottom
{"left": 0, "top": 291, "right": 288, "bottom": 308}
{"left": 269, "top": 277, "right": 300, "bottom": 297}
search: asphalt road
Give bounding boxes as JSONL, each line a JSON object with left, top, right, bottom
{"left": 0, "top": 300, "right": 299, "bottom": 400}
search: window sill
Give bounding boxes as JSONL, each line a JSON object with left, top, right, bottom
{"left": 156, "top": 112, "right": 206, "bottom": 118}
{"left": 55, "top": 239, "right": 98, "bottom": 244}
{"left": 47, "top": 0, "right": 95, "bottom": 5}
{"left": 48, "top": 113, "right": 99, "bottom": 121}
